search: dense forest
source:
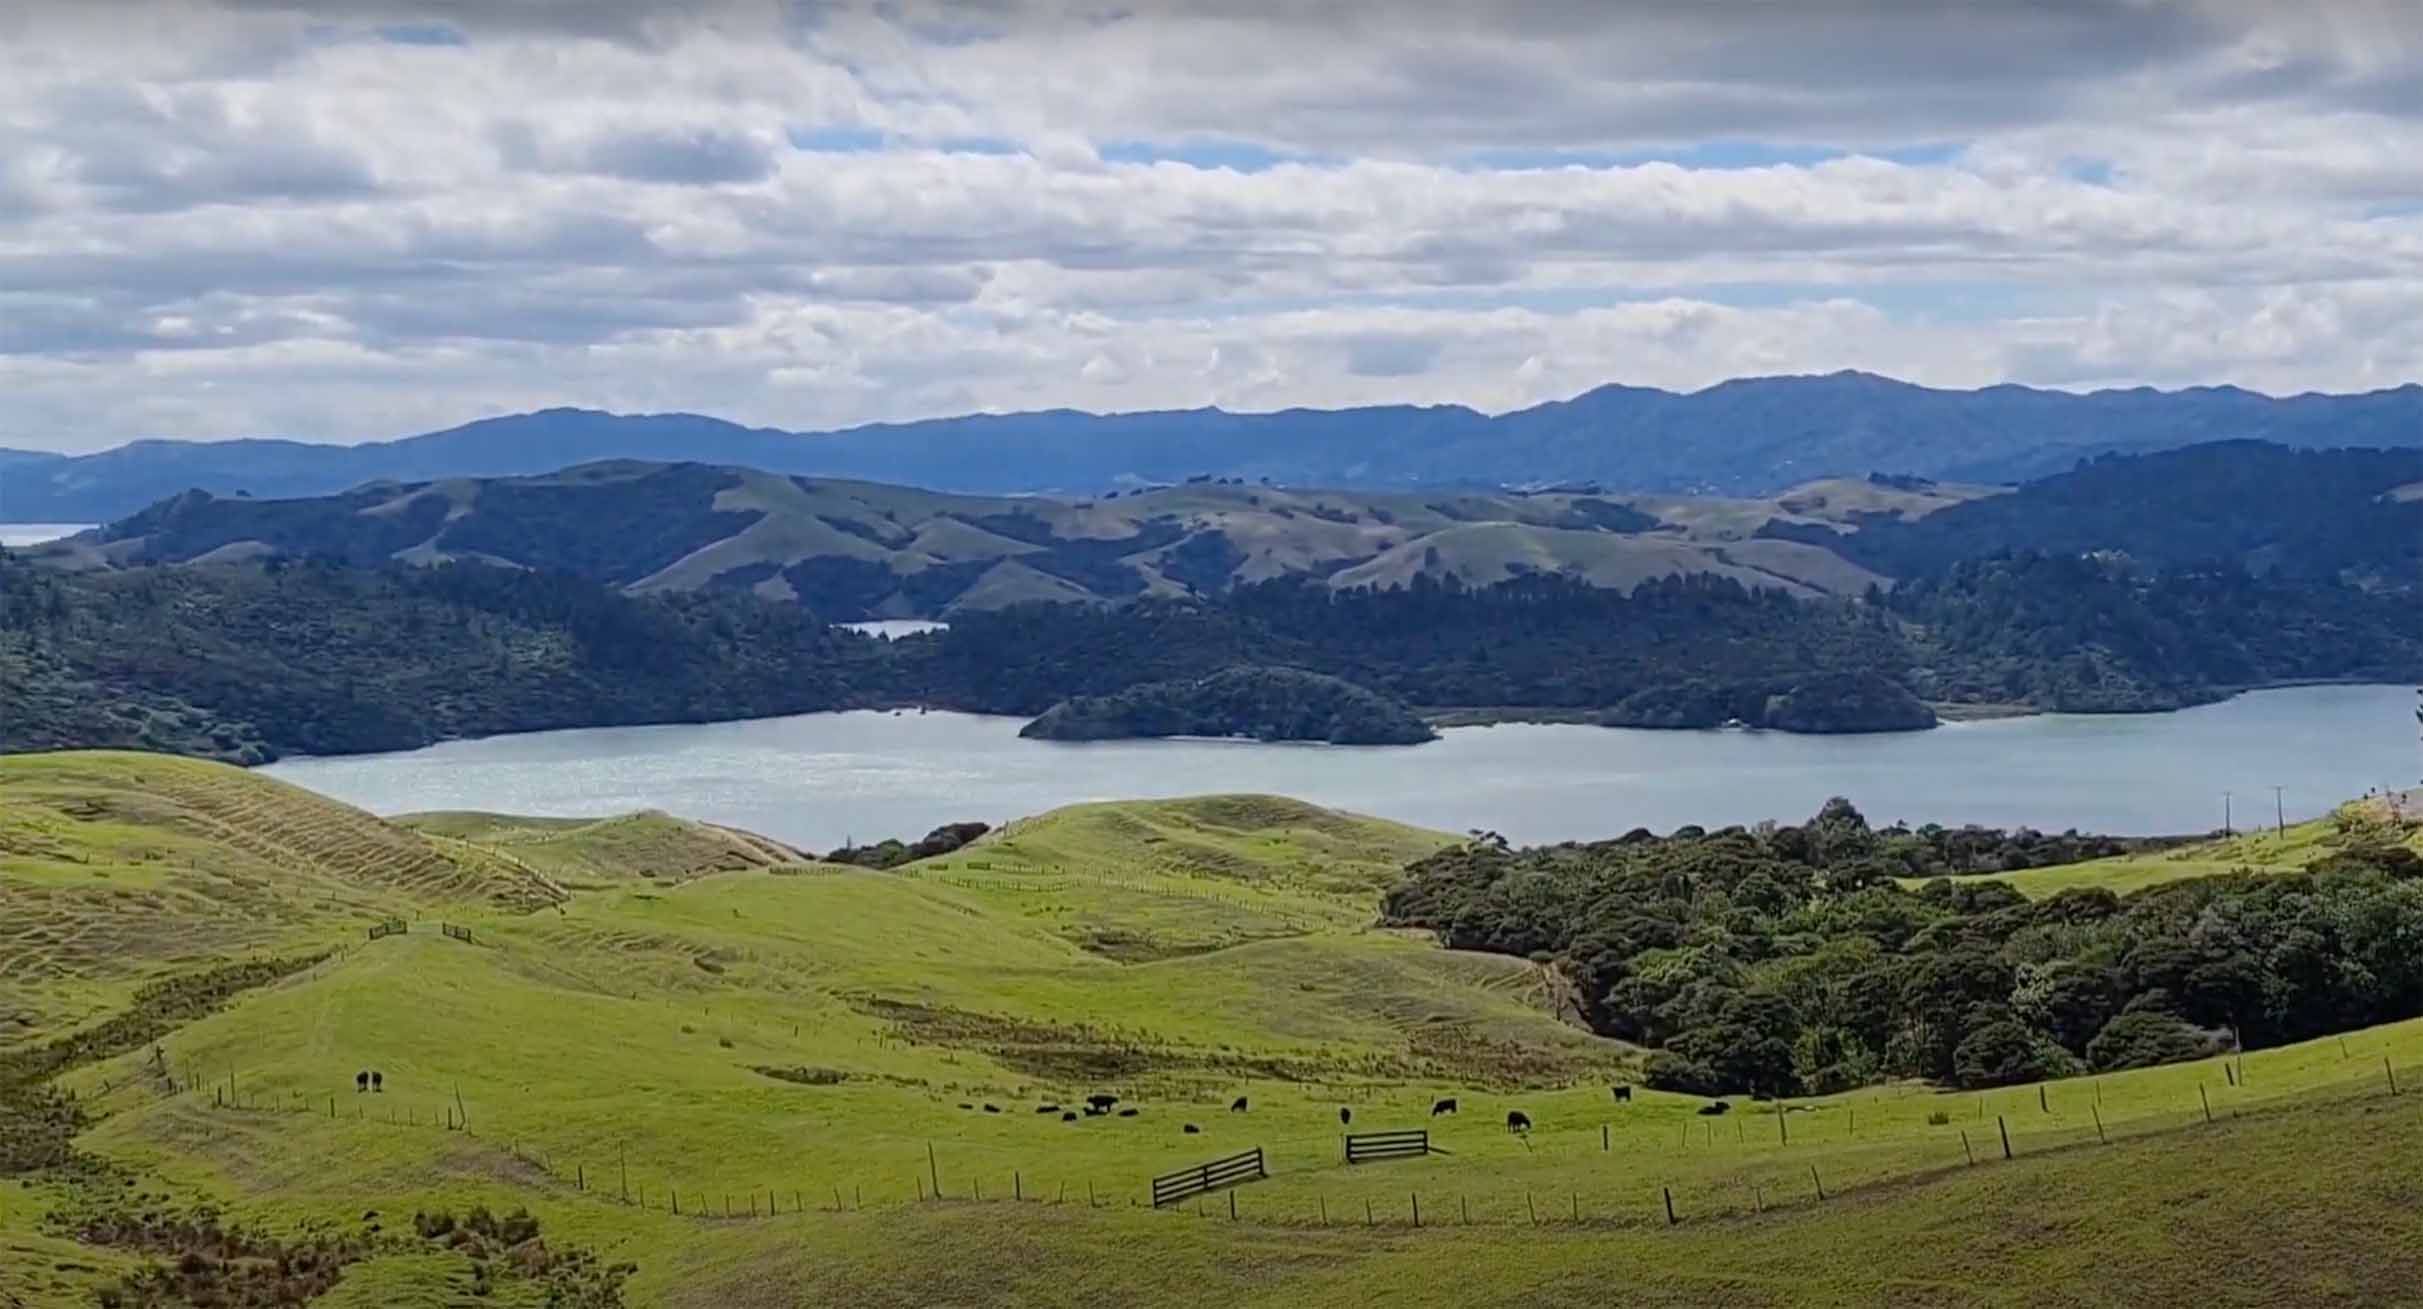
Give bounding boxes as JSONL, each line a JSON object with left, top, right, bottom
{"left": 1019, "top": 666, "right": 1437, "bottom": 744}
{"left": 1383, "top": 801, "right": 2423, "bottom": 1094}
{"left": 5, "top": 542, "right": 2421, "bottom": 761}
{"left": 0, "top": 554, "right": 897, "bottom": 761}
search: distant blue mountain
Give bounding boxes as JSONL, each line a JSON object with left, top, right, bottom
{"left": 7, "top": 371, "right": 2423, "bottom": 522}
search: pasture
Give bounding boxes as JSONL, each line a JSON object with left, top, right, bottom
{"left": 8, "top": 751, "right": 2423, "bottom": 1306}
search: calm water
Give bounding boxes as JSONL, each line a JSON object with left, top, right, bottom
{"left": 262, "top": 685, "right": 2422, "bottom": 850}
{"left": 0, "top": 523, "right": 92, "bottom": 547}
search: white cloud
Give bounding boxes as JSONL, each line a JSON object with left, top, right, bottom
{"left": 1, "top": 0, "right": 2422, "bottom": 451}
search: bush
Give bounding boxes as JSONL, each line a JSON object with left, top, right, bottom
{"left": 2087, "top": 1011, "right": 2226, "bottom": 1072}
{"left": 1641, "top": 1051, "right": 1730, "bottom": 1097}
{"left": 1952, "top": 1020, "right": 2071, "bottom": 1089}
{"left": 1926, "top": 1110, "right": 1951, "bottom": 1125}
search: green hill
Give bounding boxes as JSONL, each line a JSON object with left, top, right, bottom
{"left": 29, "top": 462, "right": 1985, "bottom": 619}
{"left": 11, "top": 761, "right": 2423, "bottom": 1307}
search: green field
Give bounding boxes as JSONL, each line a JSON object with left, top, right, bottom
{"left": 1919, "top": 806, "right": 2423, "bottom": 900}
{"left": 7, "top": 751, "right": 2423, "bottom": 1307}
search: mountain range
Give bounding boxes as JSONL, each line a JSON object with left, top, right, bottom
{"left": 10, "top": 371, "right": 2423, "bottom": 522}
{"left": 30, "top": 440, "right": 2423, "bottom": 620}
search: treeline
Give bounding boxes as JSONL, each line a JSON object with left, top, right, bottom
{"left": 1018, "top": 666, "right": 1438, "bottom": 744}
{"left": 1382, "top": 800, "right": 2423, "bottom": 1094}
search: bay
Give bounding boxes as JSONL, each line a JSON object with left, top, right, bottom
{"left": 261, "top": 684, "right": 2422, "bottom": 851}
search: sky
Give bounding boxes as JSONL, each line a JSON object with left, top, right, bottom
{"left": 6, "top": 0, "right": 2423, "bottom": 452}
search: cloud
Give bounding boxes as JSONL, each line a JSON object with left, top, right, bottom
{"left": 0, "top": 1, "right": 2420, "bottom": 452}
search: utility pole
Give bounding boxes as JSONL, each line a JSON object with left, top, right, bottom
{"left": 2222, "top": 790, "right": 2232, "bottom": 837}
{"left": 2272, "top": 785, "right": 2285, "bottom": 836}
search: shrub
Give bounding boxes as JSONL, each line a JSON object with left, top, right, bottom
{"left": 1952, "top": 1020, "right": 2072, "bottom": 1089}
{"left": 2087, "top": 1011, "right": 2226, "bottom": 1072}
{"left": 1641, "top": 1051, "right": 1729, "bottom": 1097}
{"left": 1926, "top": 1110, "right": 1951, "bottom": 1126}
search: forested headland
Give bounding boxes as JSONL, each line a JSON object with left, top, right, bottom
{"left": 7, "top": 543, "right": 2421, "bottom": 761}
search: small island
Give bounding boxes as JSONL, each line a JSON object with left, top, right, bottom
{"left": 1605, "top": 670, "right": 1939, "bottom": 734}
{"left": 1019, "top": 666, "right": 1438, "bottom": 745}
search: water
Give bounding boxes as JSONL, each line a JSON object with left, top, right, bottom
{"left": 0, "top": 523, "right": 92, "bottom": 547}
{"left": 260, "top": 684, "right": 2422, "bottom": 851}
{"left": 839, "top": 620, "right": 949, "bottom": 639}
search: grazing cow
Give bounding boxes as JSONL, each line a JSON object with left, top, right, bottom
{"left": 1431, "top": 1098, "right": 1458, "bottom": 1116}
{"left": 1117, "top": 1108, "right": 1138, "bottom": 1118}
{"left": 1339, "top": 1107, "right": 1352, "bottom": 1126}
{"left": 983, "top": 1104, "right": 1001, "bottom": 1114}
{"left": 1183, "top": 1124, "right": 1201, "bottom": 1134}
{"left": 1611, "top": 1085, "right": 1631, "bottom": 1103}
{"left": 1062, "top": 1111, "right": 1078, "bottom": 1122}
{"left": 1036, "top": 1104, "right": 1060, "bottom": 1114}
{"left": 1230, "top": 1096, "right": 1249, "bottom": 1113}
{"left": 1087, "top": 1093, "right": 1119, "bottom": 1111}
{"left": 355, "top": 1070, "right": 368, "bottom": 1093}
{"left": 1505, "top": 1110, "right": 1532, "bottom": 1133}
{"left": 371, "top": 1071, "right": 383, "bottom": 1093}
{"left": 1697, "top": 1101, "right": 1730, "bottom": 1117}
{"left": 957, "top": 1103, "right": 974, "bottom": 1110}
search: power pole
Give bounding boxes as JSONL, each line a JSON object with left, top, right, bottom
{"left": 2272, "top": 785, "right": 2285, "bottom": 836}
{"left": 2222, "top": 790, "right": 2232, "bottom": 837}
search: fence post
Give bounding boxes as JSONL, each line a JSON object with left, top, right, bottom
{"left": 1411, "top": 1194, "right": 1419, "bottom": 1228}
{"left": 1461, "top": 1195, "right": 1469, "bottom": 1225}
{"left": 2199, "top": 1085, "right": 2212, "bottom": 1123}
{"left": 1319, "top": 1196, "right": 1326, "bottom": 1226}
{"left": 1752, "top": 1183, "right": 1762, "bottom": 1213}
{"left": 2387, "top": 1057, "right": 2401, "bottom": 1096}
{"left": 1998, "top": 1115, "right": 2013, "bottom": 1159}
{"left": 2092, "top": 1103, "right": 2107, "bottom": 1145}
{"left": 1662, "top": 1186, "right": 1676, "bottom": 1225}
{"left": 1230, "top": 1190, "right": 1238, "bottom": 1222}
{"left": 1810, "top": 1165, "right": 1825, "bottom": 1201}
{"left": 928, "top": 1142, "right": 941, "bottom": 1199}
{"left": 1015, "top": 1171, "right": 1022, "bottom": 1202}
{"left": 1526, "top": 1192, "right": 1537, "bottom": 1226}
{"left": 1960, "top": 1130, "right": 1974, "bottom": 1166}
{"left": 1776, "top": 1098, "right": 1788, "bottom": 1144}
{"left": 2038, "top": 1084, "right": 2048, "bottom": 1113}
{"left": 1602, "top": 1123, "right": 1609, "bottom": 1152}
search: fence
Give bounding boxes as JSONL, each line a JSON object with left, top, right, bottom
{"left": 1344, "top": 1130, "right": 1432, "bottom": 1164}
{"left": 1151, "top": 1147, "right": 1267, "bottom": 1208}
{"left": 441, "top": 923, "right": 474, "bottom": 944}
{"left": 366, "top": 918, "right": 407, "bottom": 941}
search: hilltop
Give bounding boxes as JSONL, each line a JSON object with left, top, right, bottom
{"left": 10, "top": 761, "right": 2423, "bottom": 1305}
{"left": 13, "top": 372, "right": 2423, "bottom": 521}
{"left": 30, "top": 459, "right": 1967, "bottom": 617}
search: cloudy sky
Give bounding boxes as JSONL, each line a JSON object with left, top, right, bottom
{"left": 5, "top": 0, "right": 2423, "bottom": 451}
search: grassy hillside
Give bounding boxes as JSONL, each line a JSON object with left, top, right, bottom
{"left": 32, "top": 462, "right": 1992, "bottom": 618}
{"left": 11, "top": 760, "right": 2423, "bottom": 1306}
{"left": 1941, "top": 806, "right": 2423, "bottom": 899}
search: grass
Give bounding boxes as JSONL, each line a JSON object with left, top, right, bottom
{"left": 9, "top": 751, "right": 2423, "bottom": 1306}
{"left": 1923, "top": 806, "right": 2423, "bottom": 900}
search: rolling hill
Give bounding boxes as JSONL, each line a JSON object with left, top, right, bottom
{"left": 14, "top": 371, "right": 2423, "bottom": 522}
{"left": 29, "top": 460, "right": 1976, "bottom": 617}
{"left": 10, "top": 760, "right": 2423, "bottom": 1306}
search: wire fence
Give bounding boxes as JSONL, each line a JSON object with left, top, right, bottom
{"left": 147, "top": 1050, "right": 2423, "bottom": 1233}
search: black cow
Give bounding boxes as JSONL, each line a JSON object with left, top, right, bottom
{"left": 1183, "top": 1124, "right": 1201, "bottom": 1134}
{"left": 371, "top": 1071, "right": 383, "bottom": 1093}
{"left": 983, "top": 1104, "right": 1001, "bottom": 1114}
{"left": 1697, "top": 1101, "right": 1730, "bottom": 1117}
{"left": 957, "top": 1103, "right": 973, "bottom": 1110}
{"left": 1339, "top": 1106, "right": 1352, "bottom": 1126}
{"left": 355, "top": 1070, "right": 368, "bottom": 1093}
{"left": 1230, "top": 1096, "right": 1248, "bottom": 1113}
{"left": 1036, "top": 1104, "right": 1060, "bottom": 1114}
{"left": 1062, "top": 1111, "right": 1078, "bottom": 1122}
{"left": 1431, "top": 1098, "right": 1458, "bottom": 1116}
{"left": 1117, "top": 1108, "right": 1138, "bottom": 1118}
{"left": 1611, "top": 1085, "right": 1631, "bottom": 1103}
{"left": 1505, "top": 1110, "right": 1531, "bottom": 1133}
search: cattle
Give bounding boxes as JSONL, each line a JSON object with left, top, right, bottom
{"left": 983, "top": 1104, "right": 1001, "bottom": 1114}
{"left": 1431, "top": 1098, "right": 1458, "bottom": 1116}
{"left": 1117, "top": 1108, "right": 1138, "bottom": 1118}
{"left": 1505, "top": 1110, "right": 1532, "bottom": 1133}
{"left": 371, "top": 1071, "right": 383, "bottom": 1093}
{"left": 1036, "top": 1104, "right": 1061, "bottom": 1114}
{"left": 957, "top": 1103, "right": 973, "bottom": 1110}
{"left": 1697, "top": 1101, "right": 1730, "bottom": 1117}
{"left": 1087, "top": 1093, "right": 1119, "bottom": 1111}
{"left": 1230, "top": 1096, "right": 1249, "bottom": 1113}
{"left": 1062, "top": 1111, "right": 1078, "bottom": 1122}
{"left": 1183, "top": 1124, "right": 1201, "bottom": 1134}
{"left": 355, "top": 1070, "right": 368, "bottom": 1093}
{"left": 1611, "top": 1085, "right": 1631, "bottom": 1103}
{"left": 1083, "top": 1104, "right": 1107, "bottom": 1117}
{"left": 1339, "top": 1107, "right": 1352, "bottom": 1126}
